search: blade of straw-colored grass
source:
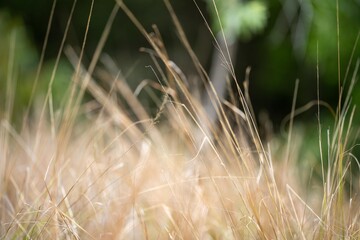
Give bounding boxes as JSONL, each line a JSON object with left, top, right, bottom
{"left": 164, "top": 0, "right": 208, "bottom": 83}
{"left": 117, "top": 1, "right": 206, "bottom": 141}
{"left": 24, "top": 0, "right": 57, "bottom": 127}
{"left": 97, "top": 61, "right": 165, "bottom": 145}
{"left": 285, "top": 79, "right": 299, "bottom": 166}
{"left": 280, "top": 100, "right": 336, "bottom": 135}
{"left": 36, "top": 0, "right": 78, "bottom": 146}
{"left": 163, "top": 173, "right": 201, "bottom": 240}
{"left": 286, "top": 184, "right": 325, "bottom": 228}
{"left": 5, "top": 25, "right": 16, "bottom": 124}
{"left": 65, "top": 46, "right": 144, "bottom": 141}
{"left": 343, "top": 30, "right": 360, "bottom": 87}
{"left": 286, "top": 185, "right": 307, "bottom": 240}
{"left": 336, "top": 0, "right": 341, "bottom": 99}
{"left": 71, "top": 3, "right": 117, "bottom": 113}
{"left": 163, "top": 0, "right": 231, "bottom": 140}
{"left": 54, "top": 0, "right": 97, "bottom": 151}
{"left": 1, "top": 120, "right": 35, "bottom": 163}
{"left": 316, "top": 42, "right": 327, "bottom": 193}
{"left": 1, "top": 30, "right": 17, "bottom": 236}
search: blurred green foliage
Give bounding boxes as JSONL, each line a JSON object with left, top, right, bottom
{"left": 0, "top": 11, "right": 37, "bottom": 117}
{"left": 0, "top": 11, "right": 72, "bottom": 121}
{"left": 252, "top": 0, "right": 359, "bottom": 121}
{"left": 206, "top": 0, "right": 268, "bottom": 40}
{"left": 0, "top": 0, "right": 359, "bottom": 124}
{"left": 307, "top": 0, "right": 360, "bottom": 86}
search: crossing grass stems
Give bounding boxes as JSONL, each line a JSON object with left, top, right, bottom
{"left": 1, "top": 0, "right": 359, "bottom": 239}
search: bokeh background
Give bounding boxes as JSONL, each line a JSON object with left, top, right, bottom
{"left": 0, "top": 0, "right": 359, "bottom": 130}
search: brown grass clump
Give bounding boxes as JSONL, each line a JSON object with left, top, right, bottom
{"left": 1, "top": 1, "right": 359, "bottom": 239}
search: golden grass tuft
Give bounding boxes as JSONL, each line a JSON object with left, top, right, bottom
{"left": 1, "top": 1, "right": 359, "bottom": 239}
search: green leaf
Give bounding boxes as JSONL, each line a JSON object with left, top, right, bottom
{"left": 207, "top": 0, "right": 268, "bottom": 40}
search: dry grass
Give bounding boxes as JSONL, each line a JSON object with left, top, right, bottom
{"left": 1, "top": 1, "right": 360, "bottom": 239}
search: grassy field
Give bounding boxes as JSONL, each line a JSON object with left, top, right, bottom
{"left": 1, "top": 1, "right": 359, "bottom": 239}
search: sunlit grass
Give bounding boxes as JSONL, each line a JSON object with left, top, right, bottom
{"left": 1, "top": 1, "right": 359, "bottom": 239}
